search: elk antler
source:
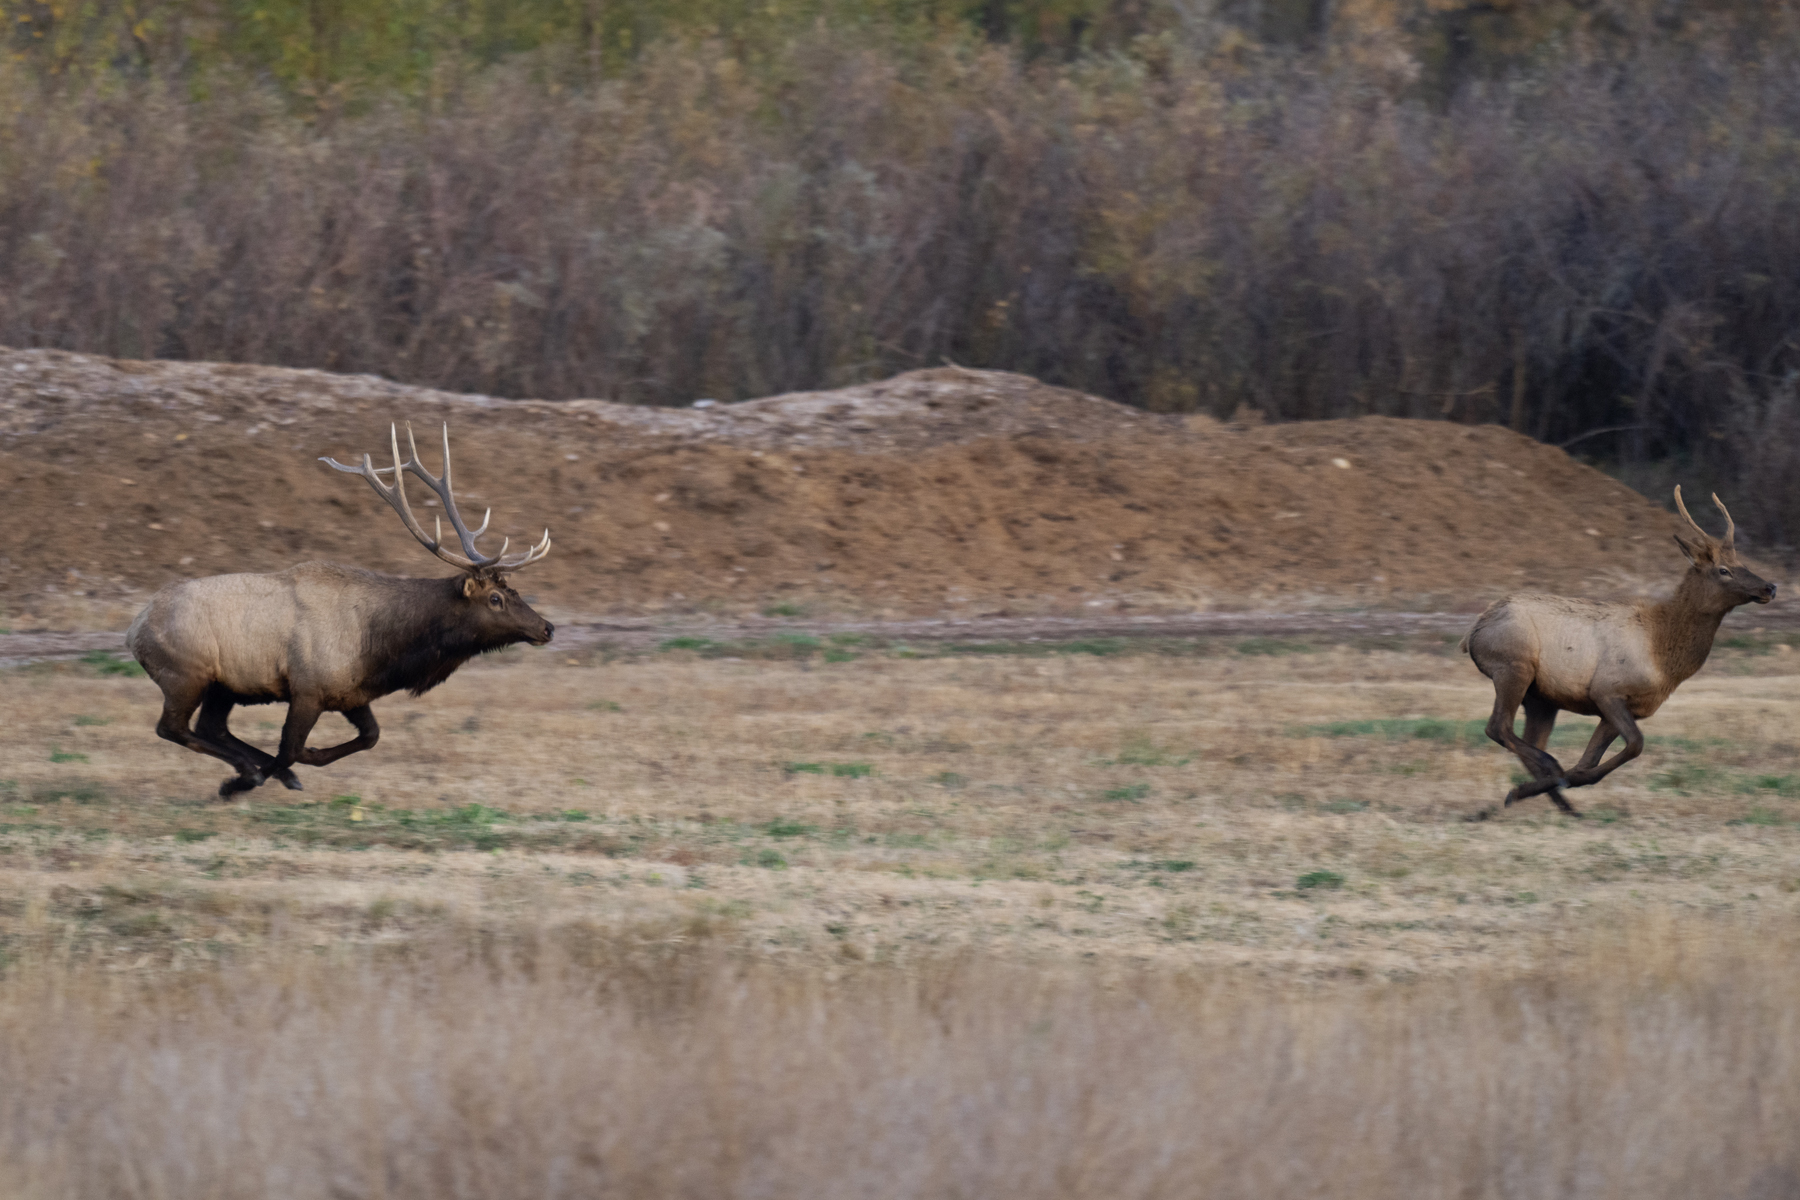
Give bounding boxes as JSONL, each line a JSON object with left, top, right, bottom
{"left": 321, "top": 423, "right": 552, "bottom": 572}
{"left": 1672, "top": 485, "right": 1716, "bottom": 547}
{"left": 1711, "top": 492, "right": 1736, "bottom": 550}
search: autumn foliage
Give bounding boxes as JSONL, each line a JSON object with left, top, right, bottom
{"left": 4, "top": 1, "right": 1800, "bottom": 542}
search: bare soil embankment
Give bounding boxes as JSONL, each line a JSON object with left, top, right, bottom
{"left": 0, "top": 347, "right": 1739, "bottom": 630}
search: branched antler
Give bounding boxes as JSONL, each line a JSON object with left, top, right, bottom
{"left": 321, "top": 423, "right": 552, "bottom": 572}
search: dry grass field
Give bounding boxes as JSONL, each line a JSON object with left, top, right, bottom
{"left": 6, "top": 630, "right": 1800, "bottom": 1196}
{"left": 7, "top": 632, "right": 1800, "bottom": 974}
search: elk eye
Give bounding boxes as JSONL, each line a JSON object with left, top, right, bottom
{"left": 487, "top": 593, "right": 504, "bottom": 609}
{"left": 1718, "top": 567, "right": 1732, "bottom": 577}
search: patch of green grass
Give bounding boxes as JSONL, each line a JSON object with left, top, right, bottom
{"left": 1235, "top": 637, "right": 1312, "bottom": 656}
{"left": 1740, "top": 774, "right": 1800, "bottom": 797}
{"left": 1299, "top": 717, "right": 1486, "bottom": 744}
{"left": 763, "top": 818, "right": 817, "bottom": 839}
{"left": 756, "top": 849, "right": 788, "bottom": 870}
{"left": 1150, "top": 859, "right": 1196, "bottom": 872}
{"left": 1730, "top": 808, "right": 1788, "bottom": 827}
{"left": 1718, "top": 635, "right": 1774, "bottom": 655}
{"left": 72, "top": 715, "right": 110, "bottom": 727}
{"left": 823, "top": 649, "right": 858, "bottom": 663}
{"left": 1320, "top": 798, "right": 1369, "bottom": 814}
{"left": 108, "top": 910, "right": 168, "bottom": 938}
{"left": 32, "top": 783, "right": 105, "bottom": 804}
{"left": 945, "top": 638, "right": 1126, "bottom": 658}
{"left": 1297, "top": 869, "right": 1346, "bottom": 891}
{"left": 1651, "top": 765, "right": 1716, "bottom": 795}
{"left": 1102, "top": 735, "right": 1191, "bottom": 768}
{"left": 830, "top": 762, "right": 874, "bottom": 778}
{"left": 783, "top": 762, "right": 826, "bottom": 775}
{"left": 1102, "top": 783, "right": 1150, "bottom": 802}
{"left": 1061, "top": 639, "right": 1127, "bottom": 656}
{"left": 828, "top": 634, "right": 866, "bottom": 647}
{"left": 658, "top": 636, "right": 719, "bottom": 653}
{"left": 762, "top": 603, "right": 806, "bottom": 618}
{"left": 585, "top": 700, "right": 624, "bottom": 713}
{"left": 562, "top": 810, "right": 591, "bottom": 821}
{"left": 174, "top": 829, "right": 218, "bottom": 843}
{"left": 80, "top": 651, "right": 146, "bottom": 677}
{"left": 48, "top": 748, "right": 88, "bottom": 763}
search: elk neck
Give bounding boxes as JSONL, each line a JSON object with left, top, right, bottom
{"left": 363, "top": 574, "right": 494, "bottom": 698}
{"left": 1644, "top": 568, "right": 1730, "bottom": 684}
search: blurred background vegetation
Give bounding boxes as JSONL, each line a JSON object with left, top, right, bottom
{"left": 5, "top": 0, "right": 1800, "bottom": 548}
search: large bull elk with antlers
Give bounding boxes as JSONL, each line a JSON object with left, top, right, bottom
{"left": 128, "top": 425, "right": 553, "bottom": 797}
{"left": 1461, "top": 487, "right": 1774, "bottom": 818}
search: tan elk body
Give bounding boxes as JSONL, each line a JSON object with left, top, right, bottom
{"left": 128, "top": 425, "right": 554, "bottom": 797}
{"left": 1462, "top": 488, "right": 1774, "bottom": 817}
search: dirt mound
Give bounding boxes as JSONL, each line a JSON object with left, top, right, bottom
{"left": 0, "top": 348, "right": 1723, "bottom": 629}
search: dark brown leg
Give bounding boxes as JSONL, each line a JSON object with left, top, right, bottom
{"left": 1520, "top": 692, "right": 1577, "bottom": 816}
{"left": 295, "top": 706, "right": 380, "bottom": 768}
{"left": 1563, "top": 696, "right": 1644, "bottom": 788}
{"left": 261, "top": 699, "right": 327, "bottom": 784}
{"left": 1476, "top": 668, "right": 1576, "bottom": 818}
{"left": 1572, "top": 720, "right": 1620, "bottom": 773}
{"left": 154, "top": 681, "right": 268, "bottom": 795}
{"left": 195, "top": 691, "right": 301, "bottom": 791}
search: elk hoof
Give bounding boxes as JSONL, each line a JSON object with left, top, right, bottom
{"left": 218, "top": 773, "right": 261, "bottom": 797}
{"left": 275, "top": 769, "right": 303, "bottom": 792}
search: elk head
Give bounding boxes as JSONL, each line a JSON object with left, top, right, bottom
{"left": 322, "top": 424, "right": 556, "bottom": 646}
{"left": 1673, "top": 486, "right": 1776, "bottom": 610}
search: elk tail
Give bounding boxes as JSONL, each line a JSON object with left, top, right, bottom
{"left": 1459, "top": 600, "right": 1505, "bottom": 660}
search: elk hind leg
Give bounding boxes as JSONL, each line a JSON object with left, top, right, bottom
{"left": 196, "top": 690, "right": 301, "bottom": 792}
{"left": 1480, "top": 669, "right": 1569, "bottom": 812}
{"left": 154, "top": 681, "right": 267, "bottom": 794}
{"left": 1521, "top": 691, "right": 1579, "bottom": 817}
{"left": 295, "top": 706, "right": 380, "bottom": 768}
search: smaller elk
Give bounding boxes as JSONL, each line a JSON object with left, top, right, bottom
{"left": 129, "top": 424, "right": 553, "bottom": 797}
{"left": 1462, "top": 487, "right": 1775, "bottom": 818}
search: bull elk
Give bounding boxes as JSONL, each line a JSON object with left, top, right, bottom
{"left": 128, "top": 425, "right": 553, "bottom": 797}
{"left": 1461, "top": 487, "right": 1774, "bottom": 819}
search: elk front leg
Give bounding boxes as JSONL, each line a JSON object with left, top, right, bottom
{"left": 1572, "top": 720, "right": 1620, "bottom": 774}
{"left": 223, "top": 699, "right": 326, "bottom": 797}
{"left": 295, "top": 706, "right": 380, "bottom": 768}
{"left": 1562, "top": 696, "right": 1644, "bottom": 789}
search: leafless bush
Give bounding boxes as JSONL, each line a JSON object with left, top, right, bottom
{"left": 5, "top": 13, "right": 1800, "bottom": 534}
{"left": 3, "top": 920, "right": 1800, "bottom": 1198}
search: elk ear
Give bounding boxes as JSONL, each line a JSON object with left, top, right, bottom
{"left": 462, "top": 575, "right": 482, "bottom": 599}
{"left": 1673, "top": 533, "right": 1712, "bottom": 566}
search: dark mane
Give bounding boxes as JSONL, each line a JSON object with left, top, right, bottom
{"left": 361, "top": 574, "right": 489, "bottom": 698}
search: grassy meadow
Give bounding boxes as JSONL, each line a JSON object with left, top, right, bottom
{"left": 6, "top": 632, "right": 1800, "bottom": 1195}
{"left": 8, "top": 633, "right": 1800, "bottom": 970}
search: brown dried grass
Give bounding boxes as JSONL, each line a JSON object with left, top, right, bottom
{"left": 1, "top": 917, "right": 1797, "bottom": 1199}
